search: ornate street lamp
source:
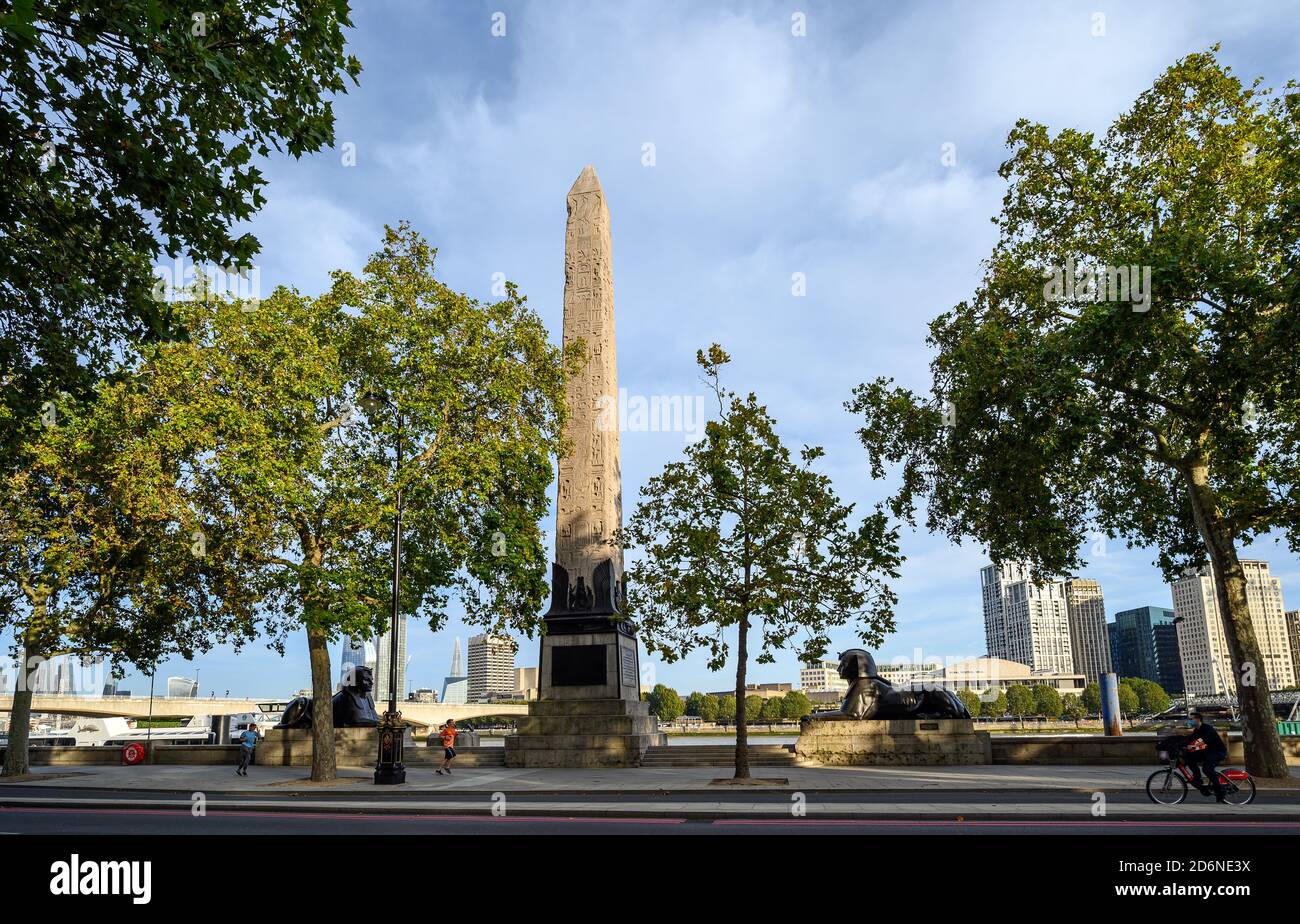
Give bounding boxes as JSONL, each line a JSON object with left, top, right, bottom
{"left": 361, "top": 387, "right": 407, "bottom": 785}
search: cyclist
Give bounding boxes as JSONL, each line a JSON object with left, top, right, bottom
{"left": 1178, "top": 710, "right": 1228, "bottom": 803}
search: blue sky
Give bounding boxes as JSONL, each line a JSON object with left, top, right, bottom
{"left": 13, "top": 0, "right": 1300, "bottom": 699}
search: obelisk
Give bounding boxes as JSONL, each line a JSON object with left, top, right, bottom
{"left": 505, "top": 166, "right": 664, "bottom": 767}
{"left": 554, "top": 164, "right": 624, "bottom": 598}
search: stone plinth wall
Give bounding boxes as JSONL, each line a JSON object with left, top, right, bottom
{"left": 504, "top": 698, "right": 666, "bottom": 768}
{"left": 258, "top": 726, "right": 413, "bottom": 768}
{"left": 795, "top": 718, "right": 992, "bottom": 766}
{"left": 993, "top": 734, "right": 1300, "bottom": 766}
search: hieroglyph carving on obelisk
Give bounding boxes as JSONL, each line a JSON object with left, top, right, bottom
{"left": 555, "top": 165, "right": 624, "bottom": 600}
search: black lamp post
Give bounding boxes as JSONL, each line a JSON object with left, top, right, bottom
{"left": 362, "top": 387, "right": 407, "bottom": 785}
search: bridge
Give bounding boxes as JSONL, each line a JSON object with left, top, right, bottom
{"left": 0, "top": 695, "right": 527, "bottom": 729}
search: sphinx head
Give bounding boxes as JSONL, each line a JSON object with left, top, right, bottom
{"left": 343, "top": 665, "right": 375, "bottom": 695}
{"left": 837, "top": 649, "right": 876, "bottom": 681}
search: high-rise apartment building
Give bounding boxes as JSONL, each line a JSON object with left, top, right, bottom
{"left": 980, "top": 561, "right": 1032, "bottom": 660}
{"left": 467, "top": 633, "right": 518, "bottom": 702}
{"left": 1064, "top": 578, "right": 1112, "bottom": 682}
{"left": 1171, "top": 561, "right": 1295, "bottom": 696}
{"left": 374, "top": 616, "right": 408, "bottom": 706}
{"left": 982, "top": 561, "right": 1074, "bottom": 674}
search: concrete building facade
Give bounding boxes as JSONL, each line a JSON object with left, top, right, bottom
{"left": 1171, "top": 561, "right": 1295, "bottom": 696}
{"left": 374, "top": 616, "right": 408, "bottom": 707}
{"left": 1064, "top": 578, "right": 1112, "bottom": 682}
{"left": 800, "top": 661, "right": 848, "bottom": 694}
{"left": 467, "top": 633, "right": 517, "bottom": 702}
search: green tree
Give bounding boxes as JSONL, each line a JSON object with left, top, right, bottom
{"left": 648, "top": 684, "right": 684, "bottom": 722}
{"left": 1120, "top": 677, "right": 1172, "bottom": 716}
{"left": 743, "top": 694, "right": 764, "bottom": 724}
{"left": 1062, "top": 693, "right": 1086, "bottom": 725}
{"left": 981, "top": 690, "right": 1007, "bottom": 719}
{"left": 781, "top": 689, "right": 813, "bottom": 720}
{"left": 956, "top": 689, "right": 983, "bottom": 718}
{"left": 1117, "top": 683, "right": 1140, "bottom": 721}
{"left": 759, "top": 697, "right": 784, "bottom": 723}
{"left": 0, "top": 1, "right": 361, "bottom": 461}
{"left": 135, "top": 225, "right": 572, "bottom": 781}
{"left": 1082, "top": 682, "right": 1102, "bottom": 715}
{"left": 685, "top": 691, "right": 720, "bottom": 722}
{"left": 1033, "top": 684, "right": 1063, "bottom": 719}
{"left": 715, "top": 695, "right": 736, "bottom": 727}
{"left": 849, "top": 49, "right": 1297, "bottom": 777}
{"left": 1006, "top": 684, "right": 1034, "bottom": 721}
{"left": 0, "top": 386, "right": 257, "bottom": 775}
{"left": 621, "top": 345, "right": 901, "bottom": 779}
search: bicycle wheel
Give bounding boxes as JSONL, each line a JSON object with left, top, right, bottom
{"left": 1146, "top": 768, "right": 1188, "bottom": 805}
{"left": 1219, "top": 773, "right": 1256, "bottom": 806}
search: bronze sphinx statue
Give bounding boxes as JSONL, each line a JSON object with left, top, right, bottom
{"left": 802, "top": 649, "right": 970, "bottom": 723}
{"left": 275, "top": 665, "right": 381, "bottom": 729}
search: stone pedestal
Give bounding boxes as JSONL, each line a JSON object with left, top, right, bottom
{"left": 504, "top": 697, "right": 665, "bottom": 768}
{"left": 259, "top": 726, "right": 414, "bottom": 768}
{"left": 795, "top": 718, "right": 991, "bottom": 766}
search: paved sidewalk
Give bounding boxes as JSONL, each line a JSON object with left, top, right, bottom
{"left": 9, "top": 762, "right": 1296, "bottom": 794}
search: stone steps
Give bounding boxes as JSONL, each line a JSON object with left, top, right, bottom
{"left": 640, "top": 745, "right": 799, "bottom": 767}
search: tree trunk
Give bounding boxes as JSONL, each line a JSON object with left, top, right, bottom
{"left": 306, "top": 625, "right": 337, "bottom": 782}
{"left": 1, "top": 634, "right": 38, "bottom": 777}
{"left": 733, "top": 612, "right": 750, "bottom": 779}
{"left": 1185, "top": 460, "right": 1289, "bottom": 778}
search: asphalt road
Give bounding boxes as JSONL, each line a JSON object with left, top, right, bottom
{"left": 2, "top": 806, "right": 1297, "bottom": 835}
{"left": 2, "top": 783, "right": 1299, "bottom": 834}
{"left": 4, "top": 782, "right": 1300, "bottom": 805}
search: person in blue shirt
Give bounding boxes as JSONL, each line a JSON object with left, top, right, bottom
{"left": 236, "top": 722, "right": 259, "bottom": 776}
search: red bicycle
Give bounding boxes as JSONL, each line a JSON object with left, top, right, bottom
{"left": 1145, "top": 739, "right": 1255, "bottom": 805}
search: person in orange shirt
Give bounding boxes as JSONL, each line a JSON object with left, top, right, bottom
{"left": 436, "top": 720, "right": 457, "bottom": 775}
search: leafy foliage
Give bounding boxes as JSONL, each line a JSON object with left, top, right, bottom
{"left": 130, "top": 225, "right": 572, "bottom": 779}
{"left": 622, "top": 345, "right": 901, "bottom": 777}
{"left": 0, "top": 1, "right": 361, "bottom": 459}
{"left": 849, "top": 48, "right": 1297, "bottom": 776}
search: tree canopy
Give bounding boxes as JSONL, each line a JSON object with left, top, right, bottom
{"left": 622, "top": 345, "right": 901, "bottom": 778}
{"left": 849, "top": 48, "right": 1297, "bottom": 776}
{"left": 0, "top": 1, "right": 361, "bottom": 460}
{"left": 128, "top": 225, "right": 574, "bottom": 780}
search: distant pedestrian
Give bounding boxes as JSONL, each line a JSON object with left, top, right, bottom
{"left": 436, "top": 720, "right": 457, "bottom": 775}
{"left": 236, "top": 722, "right": 259, "bottom": 776}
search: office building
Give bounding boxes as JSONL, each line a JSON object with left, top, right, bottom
{"left": 374, "top": 615, "right": 408, "bottom": 706}
{"left": 339, "top": 635, "right": 375, "bottom": 688}
{"left": 800, "top": 660, "right": 849, "bottom": 694}
{"left": 1110, "top": 606, "right": 1183, "bottom": 693}
{"left": 1064, "top": 578, "right": 1112, "bottom": 682}
{"left": 440, "top": 637, "right": 468, "bottom": 705}
{"left": 905, "top": 657, "right": 1086, "bottom": 702}
{"left": 516, "top": 667, "right": 539, "bottom": 701}
{"left": 1287, "top": 610, "right": 1300, "bottom": 685}
{"left": 167, "top": 676, "right": 198, "bottom": 698}
{"left": 467, "top": 633, "right": 518, "bottom": 702}
{"left": 1171, "top": 561, "right": 1295, "bottom": 696}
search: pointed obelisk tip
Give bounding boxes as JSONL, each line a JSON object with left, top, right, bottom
{"left": 570, "top": 164, "right": 602, "bottom": 194}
